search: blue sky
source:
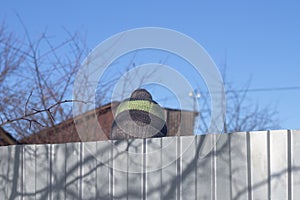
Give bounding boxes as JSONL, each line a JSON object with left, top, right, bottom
{"left": 1, "top": 1, "right": 300, "bottom": 130}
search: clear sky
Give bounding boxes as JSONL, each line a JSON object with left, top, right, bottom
{"left": 1, "top": 1, "right": 299, "bottom": 130}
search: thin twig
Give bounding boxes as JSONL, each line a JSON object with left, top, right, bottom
{"left": 0, "top": 99, "right": 92, "bottom": 127}
{"left": 24, "top": 90, "right": 33, "bottom": 115}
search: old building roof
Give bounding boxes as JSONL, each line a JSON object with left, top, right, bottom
{"left": 20, "top": 102, "right": 198, "bottom": 145}
{"left": 0, "top": 127, "right": 18, "bottom": 146}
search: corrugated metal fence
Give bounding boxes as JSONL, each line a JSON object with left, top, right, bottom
{"left": 0, "top": 130, "right": 300, "bottom": 199}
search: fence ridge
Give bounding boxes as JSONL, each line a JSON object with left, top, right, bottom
{"left": 0, "top": 130, "right": 300, "bottom": 199}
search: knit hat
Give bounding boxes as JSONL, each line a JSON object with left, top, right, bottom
{"left": 110, "top": 89, "right": 167, "bottom": 140}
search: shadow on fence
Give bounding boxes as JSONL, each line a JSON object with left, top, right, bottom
{"left": 1, "top": 130, "right": 300, "bottom": 199}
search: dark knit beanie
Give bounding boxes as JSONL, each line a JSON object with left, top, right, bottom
{"left": 110, "top": 89, "right": 167, "bottom": 140}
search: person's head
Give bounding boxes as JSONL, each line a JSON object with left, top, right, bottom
{"left": 110, "top": 88, "right": 167, "bottom": 140}
{"left": 130, "top": 88, "right": 152, "bottom": 100}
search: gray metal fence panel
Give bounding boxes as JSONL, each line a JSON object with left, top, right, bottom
{"left": 292, "top": 130, "right": 300, "bottom": 200}
{"left": 145, "top": 137, "right": 162, "bottom": 199}
{"left": 196, "top": 135, "right": 213, "bottom": 200}
{"left": 216, "top": 134, "right": 231, "bottom": 200}
{"left": 250, "top": 131, "right": 269, "bottom": 200}
{"left": 82, "top": 142, "right": 97, "bottom": 200}
{"left": 112, "top": 140, "right": 128, "bottom": 199}
{"left": 180, "top": 136, "right": 196, "bottom": 200}
{"left": 127, "top": 139, "right": 143, "bottom": 199}
{"left": 1, "top": 130, "right": 300, "bottom": 199}
{"left": 95, "top": 140, "right": 111, "bottom": 200}
{"left": 230, "top": 132, "right": 249, "bottom": 200}
{"left": 35, "top": 144, "right": 50, "bottom": 200}
{"left": 0, "top": 145, "right": 12, "bottom": 199}
{"left": 161, "top": 136, "right": 178, "bottom": 199}
{"left": 51, "top": 143, "right": 66, "bottom": 200}
{"left": 65, "top": 142, "right": 80, "bottom": 199}
{"left": 23, "top": 145, "right": 35, "bottom": 200}
{"left": 270, "top": 130, "right": 288, "bottom": 199}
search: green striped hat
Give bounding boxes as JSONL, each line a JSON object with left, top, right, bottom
{"left": 115, "top": 100, "right": 165, "bottom": 121}
{"left": 110, "top": 89, "right": 167, "bottom": 139}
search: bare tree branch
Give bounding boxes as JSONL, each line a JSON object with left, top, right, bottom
{"left": 0, "top": 100, "right": 91, "bottom": 127}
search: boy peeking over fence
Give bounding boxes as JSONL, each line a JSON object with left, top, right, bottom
{"left": 110, "top": 89, "right": 167, "bottom": 140}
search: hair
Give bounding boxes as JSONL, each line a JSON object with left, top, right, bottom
{"left": 130, "top": 88, "right": 152, "bottom": 100}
